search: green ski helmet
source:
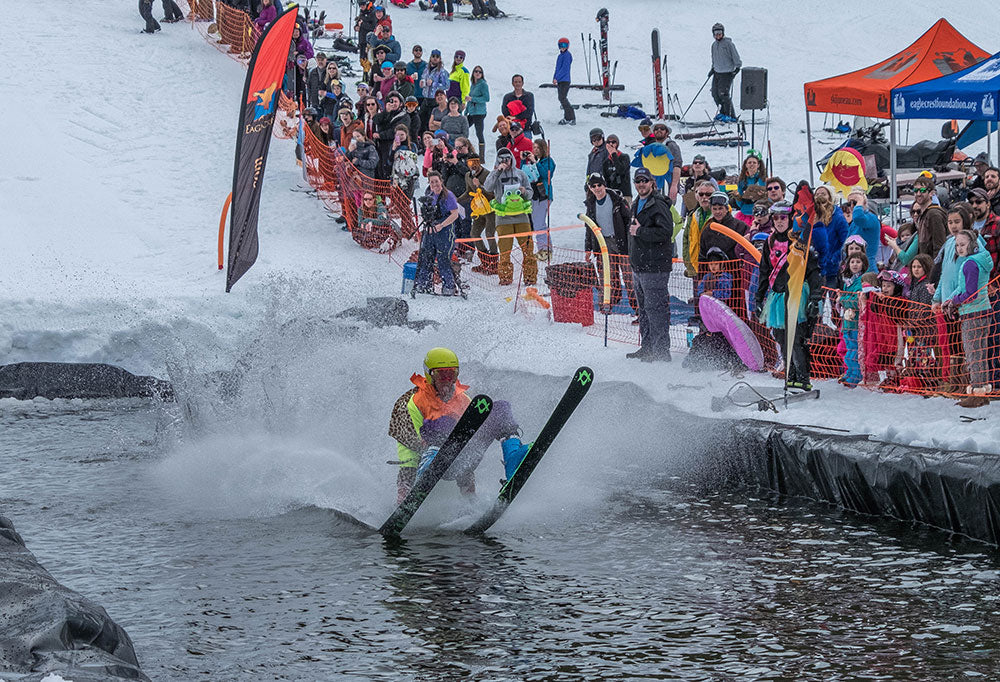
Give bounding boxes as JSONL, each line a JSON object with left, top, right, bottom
{"left": 423, "top": 347, "right": 459, "bottom": 382}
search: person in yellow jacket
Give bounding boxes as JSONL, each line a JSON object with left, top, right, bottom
{"left": 448, "top": 50, "right": 471, "bottom": 107}
{"left": 682, "top": 180, "right": 716, "bottom": 277}
{"left": 387, "top": 348, "right": 527, "bottom": 503}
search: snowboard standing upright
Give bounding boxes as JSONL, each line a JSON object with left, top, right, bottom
{"left": 380, "top": 394, "right": 494, "bottom": 539}
{"left": 651, "top": 29, "right": 664, "bottom": 119}
{"left": 465, "top": 367, "right": 594, "bottom": 535}
{"left": 596, "top": 9, "right": 610, "bottom": 102}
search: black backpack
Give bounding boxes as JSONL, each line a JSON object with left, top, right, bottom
{"left": 485, "top": 0, "right": 503, "bottom": 17}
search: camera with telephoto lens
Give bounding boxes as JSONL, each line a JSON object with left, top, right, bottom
{"left": 417, "top": 194, "right": 442, "bottom": 226}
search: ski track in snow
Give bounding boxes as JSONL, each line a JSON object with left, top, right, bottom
{"left": 3, "top": 0, "right": 1000, "bottom": 453}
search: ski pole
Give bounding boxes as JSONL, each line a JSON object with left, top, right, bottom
{"left": 681, "top": 75, "right": 711, "bottom": 122}
{"left": 581, "top": 32, "right": 591, "bottom": 84}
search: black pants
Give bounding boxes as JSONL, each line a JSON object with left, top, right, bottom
{"left": 711, "top": 71, "right": 736, "bottom": 118}
{"left": 436, "top": 0, "right": 454, "bottom": 14}
{"left": 556, "top": 81, "right": 575, "bottom": 122}
{"left": 139, "top": 0, "right": 160, "bottom": 32}
{"left": 772, "top": 323, "right": 812, "bottom": 384}
{"left": 162, "top": 0, "right": 183, "bottom": 20}
{"left": 419, "top": 100, "right": 436, "bottom": 133}
{"left": 470, "top": 0, "right": 487, "bottom": 14}
{"left": 467, "top": 114, "right": 486, "bottom": 145}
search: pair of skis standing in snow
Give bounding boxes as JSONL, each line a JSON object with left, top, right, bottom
{"left": 376, "top": 348, "right": 592, "bottom": 537}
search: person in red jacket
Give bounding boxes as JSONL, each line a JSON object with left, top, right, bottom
{"left": 506, "top": 120, "right": 532, "bottom": 168}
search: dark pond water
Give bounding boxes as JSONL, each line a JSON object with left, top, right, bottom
{"left": 2, "top": 389, "right": 999, "bottom": 681}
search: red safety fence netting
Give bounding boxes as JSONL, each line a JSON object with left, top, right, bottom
{"left": 187, "top": 1, "right": 1000, "bottom": 401}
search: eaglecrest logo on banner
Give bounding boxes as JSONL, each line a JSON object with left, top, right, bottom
{"left": 225, "top": 7, "right": 299, "bottom": 293}
{"left": 893, "top": 93, "right": 980, "bottom": 116}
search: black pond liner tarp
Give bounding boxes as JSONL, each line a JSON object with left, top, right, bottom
{"left": 709, "top": 421, "right": 1000, "bottom": 547}
{"left": 0, "top": 516, "right": 150, "bottom": 681}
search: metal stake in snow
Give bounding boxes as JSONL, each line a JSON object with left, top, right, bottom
{"left": 596, "top": 8, "right": 611, "bottom": 102}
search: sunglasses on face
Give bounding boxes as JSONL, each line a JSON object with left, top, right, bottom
{"left": 696, "top": 191, "right": 713, "bottom": 197}
{"left": 753, "top": 208, "right": 768, "bottom": 217}
{"left": 607, "top": 140, "right": 618, "bottom": 146}
{"left": 634, "top": 178, "right": 652, "bottom": 184}
{"left": 363, "top": 196, "right": 374, "bottom": 201}
{"left": 367, "top": 103, "right": 377, "bottom": 107}
{"left": 914, "top": 187, "right": 931, "bottom": 194}
{"left": 767, "top": 185, "right": 782, "bottom": 191}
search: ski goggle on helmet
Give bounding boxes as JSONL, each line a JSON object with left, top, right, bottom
{"left": 424, "top": 347, "right": 459, "bottom": 383}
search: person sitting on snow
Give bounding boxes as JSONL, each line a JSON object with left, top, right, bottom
{"left": 387, "top": 348, "right": 530, "bottom": 502}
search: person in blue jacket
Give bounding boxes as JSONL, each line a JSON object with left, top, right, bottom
{"left": 553, "top": 38, "right": 575, "bottom": 126}
{"left": 847, "top": 188, "right": 880, "bottom": 272}
{"left": 812, "top": 186, "right": 848, "bottom": 287}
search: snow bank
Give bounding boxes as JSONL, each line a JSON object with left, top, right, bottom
{"left": 2, "top": 0, "right": 999, "bottom": 454}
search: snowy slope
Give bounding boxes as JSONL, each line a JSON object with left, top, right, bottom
{"left": 2, "top": 0, "right": 1000, "bottom": 452}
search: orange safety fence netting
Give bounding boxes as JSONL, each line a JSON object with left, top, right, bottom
{"left": 187, "top": 0, "right": 260, "bottom": 63}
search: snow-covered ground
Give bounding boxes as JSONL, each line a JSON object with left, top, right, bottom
{"left": 3, "top": 0, "right": 1000, "bottom": 452}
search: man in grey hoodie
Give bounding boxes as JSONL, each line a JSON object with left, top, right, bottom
{"left": 485, "top": 147, "right": 537, "bottom": 285}
{"left": 709, "top": 23, "right": 741, "bottom": 120}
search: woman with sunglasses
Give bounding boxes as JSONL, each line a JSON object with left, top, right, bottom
{"left": 465, "top": 66, "right": 490, "bottom": 157}
{"left": 601, "top": 134, "right": 632, "bottom": 199}
{"left": 754, "top": 201, "right": 823, "bottom": 391}
{"left": 811, "top": 186, "right": 849, "bottom": 288}
{"left": 354, "top": 191, "right": 398, "bottom": 251}
{"left": 735, "top": 150, "right": 766, "bottom": 225}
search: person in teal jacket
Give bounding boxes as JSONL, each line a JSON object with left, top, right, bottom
{"left": 521, "top": 138, "right": 556, "bottom": 258}
{"left": 934, "top": 229, "right": 994, "bottom": 405}
{"left": 838, "top": 251, "right": 868, "bottom": 387}
{"left": 847, "top": 189, "right": 881, "bottom": 271}
{"left": 735, "top": 150, "right": 765, "bottom": 219}
{"left": 465, "top": 65, "right": 490, "bottom": 155}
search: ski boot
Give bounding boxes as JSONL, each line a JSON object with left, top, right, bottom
{"left": 501, "top": 437, "right": 532, "bottom": 481}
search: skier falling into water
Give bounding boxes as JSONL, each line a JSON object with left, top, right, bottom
{"left": 708, "top": 22, "right": 741, "bottom": 122}
{"left": 387, "top": 348, "right": 531, "bottom": 503}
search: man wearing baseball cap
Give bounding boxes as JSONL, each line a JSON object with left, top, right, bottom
{"left": 627, "top": 168, "right": 675, "bottom": 362}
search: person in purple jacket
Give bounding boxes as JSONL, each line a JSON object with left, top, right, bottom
{"left": 553, "top": 38, "right": 575, "bottom": 126}
{"left": 254, "top": 0, "right": 277, "bottom": 31}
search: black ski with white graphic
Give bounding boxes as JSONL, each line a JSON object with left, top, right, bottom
{"left": 651, "top": 29, "right": 664, "bottom": 119}
{"left": 380, "top": 394, "right": 493, "bottom": 538}
{"left": 465, "top": 367, "right": 593, "bottom": 535}
{"left": 596, "top": 9, "right": 610, "bottom": 102}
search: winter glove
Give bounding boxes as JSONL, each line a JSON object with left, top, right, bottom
{"left": 806, "top": 299, "right": 820, "bottom": 319}
{"left": 734, "top": 67, "right": 741, "bottom": 75}
{"left": 420, "top": 415, "right": 457, "bottom": 447}
{"left": 708, "top": 69, "right": 715, "bottom": 77}
{"left": 754, "top": 301, "right": 765, "bottom": 319}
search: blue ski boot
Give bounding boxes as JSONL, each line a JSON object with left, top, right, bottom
{"left": 501, "top": 437, "right": 532, "bottom": 481}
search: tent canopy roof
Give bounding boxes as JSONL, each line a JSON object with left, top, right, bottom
{"left": 804, "top": 19, "right": 988, "bottom": 119}
{"left": 892, "top": 52, "right": 1000, "bottom": 120}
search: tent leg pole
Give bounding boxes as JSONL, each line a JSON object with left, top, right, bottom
{"left": 890, "top": 119, "right": 898, "bottom": 229}
{"left": 806, "top": 111, "right": 815, "bottom": 186}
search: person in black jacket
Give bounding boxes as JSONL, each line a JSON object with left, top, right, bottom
{"left": 355, "top": 1, "right": 378, "bottom": 59}
{"left": 584, "top": 173, "right": 637, "bottom": 312}
{"left": 602, "top": 134, "right": 632, "bottom": 198}
{"left": 373, "top": 92, "right": 411, "bottom": 179}
{"left": 754, "top": 201, "right": 823, "bottom": 389}
{"left": 627, "top": 168, "right": 675, "bottom": 362}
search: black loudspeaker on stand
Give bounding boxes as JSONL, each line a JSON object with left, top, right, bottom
{"left": 740, "top": 67, "right": 767, "bottom": 110}
{"left": 740, "top": 67, "right": 767, "bottom": 152}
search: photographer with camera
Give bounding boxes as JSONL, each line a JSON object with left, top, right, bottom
{"left": 506, "top": 120, "right": 533, "bottom": 168}
{"left": 414, "top": 171, "right": 462, "bottom": 296}
{"left": 485, "top": 147, "right": 536, "bottom": 286}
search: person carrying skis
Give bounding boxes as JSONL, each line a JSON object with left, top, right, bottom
{"left": 553, "top": 38, "right": 576, "bottom": 126}
{"left": 388, "top": 348, "right": 529, "bottom": 502}
{"left": 708, "top": 23, "right": 741, "bottom": 121}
